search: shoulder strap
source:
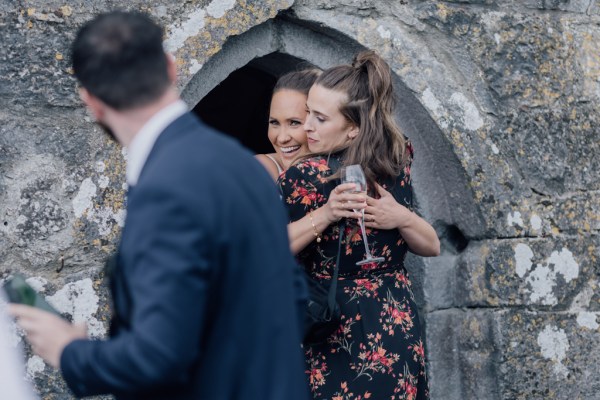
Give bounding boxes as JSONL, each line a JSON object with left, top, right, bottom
{"left": 264, "top": 153, "right": 284, "bottom": 174}
{"left": 327, "top": 220, "right": 345, "bottom": 312}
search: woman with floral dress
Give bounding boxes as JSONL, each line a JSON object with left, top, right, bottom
{"left": 278, "top": 51, "right": 440, "bottom": 400}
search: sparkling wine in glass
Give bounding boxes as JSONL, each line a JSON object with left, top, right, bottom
{"left": 340, "top": 164, "right": 385, "bottom": 266}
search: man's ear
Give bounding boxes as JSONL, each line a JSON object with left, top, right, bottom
{"left": 166, "top": 53, "right": 177, "bottom": 84}
{"left": 79, "top": 88, "right": 104, "bottom": 120}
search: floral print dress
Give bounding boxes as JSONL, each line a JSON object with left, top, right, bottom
{"left": 278, "top": 145, "right": 429, "bottom": 400}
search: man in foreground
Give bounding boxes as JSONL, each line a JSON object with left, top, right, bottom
{"left": 10, "top": 11, "right": 308, "bottom": 400}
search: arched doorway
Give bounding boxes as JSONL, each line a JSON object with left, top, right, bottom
{"left": 192, "top": 52, "right": 313, "bottom": 154}
{"left": 182, "top": 16, "right": 484, "bottom": 238}
{"left": 181, "top": 15, "right": 487, "bottom": 398}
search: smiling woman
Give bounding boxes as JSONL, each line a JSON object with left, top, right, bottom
{"left": 264, "top": 90, "right": 309, "bottom": 171}
{"left": 256, "top": 68, "right": 321, "bottom": 180}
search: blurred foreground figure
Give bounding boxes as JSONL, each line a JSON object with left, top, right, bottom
{"left": 10, "top": 11, "right": 308, "bottom": 400}
{"left": 0, "top": 299, "right": 37, "bottom": 400}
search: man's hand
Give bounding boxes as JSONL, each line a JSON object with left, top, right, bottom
{"left": 7, "top": 304, "right": 87, "bottom": 368}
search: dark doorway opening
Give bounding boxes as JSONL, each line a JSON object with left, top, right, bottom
{"left": 192, "top": 52, "right": 314, "bottom": 154}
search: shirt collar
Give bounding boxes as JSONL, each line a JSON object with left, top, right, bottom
{"left": 125, "top": 100, "right": 188, "bottom": 186}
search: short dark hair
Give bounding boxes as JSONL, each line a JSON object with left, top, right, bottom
{"left": 71, "top": 11, "right": 170, "bottom": 110}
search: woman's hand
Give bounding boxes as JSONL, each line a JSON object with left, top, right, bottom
{"left": 287, "top": 183, "right": 366, "bottom": 255}
{"left": 323, "top": 182, "right": 366, "bottom": 223}
{"left": 364, "top": 183, "right": 440, "bottom": 256}
{"left": 364, "top": 183, "right": 408, "bottom": 230}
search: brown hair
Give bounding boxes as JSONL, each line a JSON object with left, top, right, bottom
{"left": 313, "top": 50, "right": 408, "bottom": 190}
{"left": 273, "top": 68, "right": 321, "bottom": 96}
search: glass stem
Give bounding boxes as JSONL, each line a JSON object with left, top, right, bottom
{"left": 359, "top": 210, "right": 373, "bottom": 258}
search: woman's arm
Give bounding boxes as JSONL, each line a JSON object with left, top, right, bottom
{"left": 287, "top": 206, "right": 330, "bottom": 255}
{"left": 364, "top": 183, "right": 440, "bottom": 257}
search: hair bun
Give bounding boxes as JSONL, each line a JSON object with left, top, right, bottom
{"left": 352, "top": 50, "right": 377, "bottom": 71}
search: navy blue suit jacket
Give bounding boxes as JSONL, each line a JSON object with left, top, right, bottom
{"left": 61, "top": 112, "right": 309, "bottom": 400}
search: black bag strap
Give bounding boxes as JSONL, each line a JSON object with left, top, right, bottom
{"left": 327, "top": 220, "right": 345, "bottom": 314}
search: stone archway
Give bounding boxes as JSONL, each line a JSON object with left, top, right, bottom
{"left": 181, "top": 14, "right": 487, "bottom": 397}
{"left": 192, "top": 52, "right": 312, "bottom": 154}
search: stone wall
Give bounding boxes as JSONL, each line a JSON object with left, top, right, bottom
{"left": 0, "top": 0, "right": 598, "bottom": 398}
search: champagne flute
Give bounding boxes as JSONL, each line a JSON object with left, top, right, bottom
{"left": 340, "top": 165, "right": 385, "bottom": 266}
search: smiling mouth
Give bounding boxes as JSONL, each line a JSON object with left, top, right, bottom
{"left": 280, "top": 145, "right": 301, "bottom": 154}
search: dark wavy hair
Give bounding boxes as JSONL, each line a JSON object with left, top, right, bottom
{"left": 273, "top": 68, "right": 321, "bottom": 96}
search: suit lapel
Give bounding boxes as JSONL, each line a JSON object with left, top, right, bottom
{"left": 136, "top": 112, "right": 199, "bottom": 184}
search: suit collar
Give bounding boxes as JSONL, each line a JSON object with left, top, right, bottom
{"left": 125, "top": 100, "right": 188, "bottom": 186}
{"left": 133, "top": 111, "right": 201, "bottom": 186}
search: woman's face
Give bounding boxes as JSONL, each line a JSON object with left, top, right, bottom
{"left": 268, "top": 89, "right": 310, "bottom": 169}
{"left": 304, "top": 84, "right": 357, "bottom": 154}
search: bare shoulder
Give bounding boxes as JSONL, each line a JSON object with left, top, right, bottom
{"left": 255, "top": 153, "right": 280, "bottom": 181}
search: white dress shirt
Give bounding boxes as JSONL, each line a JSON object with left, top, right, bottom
{"left": 125, "top": 100, "right": 188, "bottom": 187}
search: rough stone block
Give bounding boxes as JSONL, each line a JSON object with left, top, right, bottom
{"left": 457, "top": 237, "right": 599, "bottom": 308}
{"left": 421, "top": 254, "right": 459, "bottom": 311}
{"left": 523, "top": 0, "right": 591, "bottom": 13}
{"left": 497, "top": 310, "right": 600, "bottom": 399}
{"left": 426, "top": 309, "right": 501, "bottom": 400}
